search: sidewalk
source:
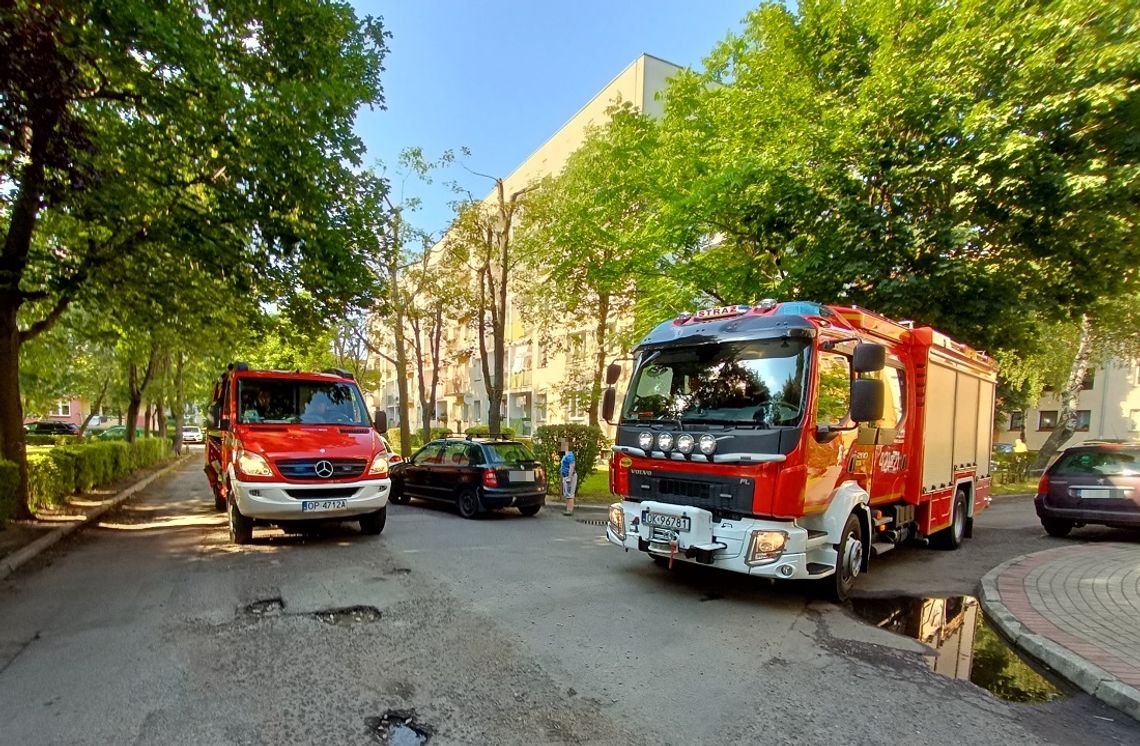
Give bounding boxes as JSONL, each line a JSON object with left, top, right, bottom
{"left": 980, "top": 543, "right": 1140, "bottom": 722}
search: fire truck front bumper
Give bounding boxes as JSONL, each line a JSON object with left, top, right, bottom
{"left": 230, "top": 476, "right": 390, "bottom": 522}
{"left": 605, "top": 500, "right": 819, "bottom": 579}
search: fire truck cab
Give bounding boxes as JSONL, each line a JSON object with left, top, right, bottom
{"left": 603, "top": 300, "right": 997, "bottom": 600}
{"left": 205, "top": 363, "right": 392, "bottom": 545}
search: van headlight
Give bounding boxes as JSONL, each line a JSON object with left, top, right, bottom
{"left": 746, "top": 530, "right": 787, "bottom": 566}
{"left": 368, "top": 455, "right": 389, "bottom": 476}
{"left": 237, "top": 450, "right": 273, "bottom": 477}
{"left": 608, "top": 505, "right": 626, "bottom": 540}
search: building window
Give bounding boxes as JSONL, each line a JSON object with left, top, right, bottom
{"left": 54, "top": 400, "right": 71, "bottom": 417}
{"left": 1008, "top": 411, "right": 1024, "bottom": 431}
{"left": 1074, "top": 410, "right": 1091, "bottom": 432}
{"left": 1130, "top": 409, "right": 1140, "bottom": 432}
{"left": 473, "top": 400, "right": 482, "bottom": 423}
{"left": 1038, "top": 411, "right": 1057, "bottom": 431}
{"left": 536, "top": 393, "right": 547, "bottom": 423}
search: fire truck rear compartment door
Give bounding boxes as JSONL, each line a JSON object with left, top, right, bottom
{"left": 922, "top": 363, "right": 957, "bottom": 490}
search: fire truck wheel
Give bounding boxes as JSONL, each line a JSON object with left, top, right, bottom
{"left": 826, "top": 512, "right": 863, "bottom": 603}
{"left": 228, "top": 497, "right": 253, "bottom": 545}
{"left": 359, "top": 507, "right": 387, "bottom": 535}
{"left": 457, "top": 490, "right": 481, "bottom": 519}
{"left": 931, "top": 490, "right": 968, "bottom": 550}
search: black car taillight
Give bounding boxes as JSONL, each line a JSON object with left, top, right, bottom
{"left": 1037, "top": 471, "right": 1050, "bottom": 496}
{"left": 483, "top": 468, "right": 499, "bottom": 488}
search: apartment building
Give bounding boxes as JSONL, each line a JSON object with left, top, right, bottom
{"left": 369, "top": 54, "right": 681, "bottom": 437}
{"left": 994, "top": 358, "right": 1140, "bottom": 450}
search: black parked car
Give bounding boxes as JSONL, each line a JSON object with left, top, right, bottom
{"left": 1035, "top": 443, "right": 1139, "bottom": 537}
{"left": 390, "top": 438, "right": 547, "bottom": 518}
{"left": 25, "top": 421, "right": 80, "bottom": 436}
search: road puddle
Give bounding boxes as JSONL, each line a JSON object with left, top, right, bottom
{"left": 366, "top": 710, "right": 430, "bottom": 744}
{"left": 314, "top": 605, "right": 382, "bottom": 627}
{"left": 849, "top": 595, "right": 1065, "bottom": 703}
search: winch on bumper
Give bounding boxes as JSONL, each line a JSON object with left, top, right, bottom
{"left": 605, "top": 500, "right": 820, "bottom": 579}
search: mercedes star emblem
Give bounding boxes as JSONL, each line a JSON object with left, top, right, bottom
{"left": 314, "top": 460, "right": 334, "bottom": 479}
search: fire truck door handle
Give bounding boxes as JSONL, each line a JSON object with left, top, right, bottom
{"left": 901, "top": 455, "right": 908, "bottom": 470}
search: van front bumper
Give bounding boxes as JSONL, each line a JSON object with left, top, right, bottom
{"left": 231, "top": 476, "right": 390, "bottom": 522}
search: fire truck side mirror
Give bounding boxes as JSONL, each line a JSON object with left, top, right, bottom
{"left": 850, "top": 379, "right": 885, "bottom": 423}
{"left": 852, "top": 343, "right": 886, "bottom": 373}
{"left": 605, "top": 363, "right": 622, "bottom": 386}
{"left": 601, "top": 388, "right": 617, "bottom": 423}
{"left": 373, "top": 408, "right": 388, "bottom": 434}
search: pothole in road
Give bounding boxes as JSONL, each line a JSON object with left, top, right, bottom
{"left": 365, "top": 709, "right": 431, "bottom": 744}
{"left": 849, "top": 594, "right": 1065, "bottom": 703}
{"left": 244, "top": 598, "right": 284, "bottom": 616}
{"left": 313, "top": 605, "right": 382, "bottom": 627}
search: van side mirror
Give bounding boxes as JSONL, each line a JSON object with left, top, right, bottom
{"left": 851, "top": 379, "right": 884, "bottom": 422}
{"left": 601, "top": 388, "right": 617, "bottom": 423}
{"left": 605, "top": 363, "right": 622, "bottom": 386}
{"left": 373, "top": 408, "right": 388, "bottom": 434}
{"left": 852, "top": 343, "right": 886, "bottom": 373}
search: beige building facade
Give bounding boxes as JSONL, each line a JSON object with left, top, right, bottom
{"left": 370, "top": 54, "right": 681, "bottom": 438}
{"left": 994, "top": 358, "right": 1140, "bottom": 450}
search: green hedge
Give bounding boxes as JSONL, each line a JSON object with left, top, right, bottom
{"left": 993, "top": 451, "right": 1038, "bottom": 483}
{"left": 531, "top": 424, "right": 611, "bottom": 495}
{"left": 26, "top": 437, "right": 170, "bottom": 512}
{"left": 385, "top": 426, "right": 451, "bottom": 454}
{"left": 25, "top": 434, "right": 85, "bottom": 446}
{"left": 0, "top": 459, "right": 18, "bottom": 525}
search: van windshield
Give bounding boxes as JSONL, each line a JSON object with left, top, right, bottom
{"left": 622, "top": 339, "right": 810, "bottom": 427}
{"left": 237, "top": 379, "right": 369, "bottom": 426}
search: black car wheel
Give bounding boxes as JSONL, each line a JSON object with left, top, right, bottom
{"left": 1041, "top": 517, "right": 1074, "bottom": 538}
{"left": 518, "top": 504, "right": 542, "bottom": 517}
{"left": 389, "top": 480, "right": 410, "bottom": 505}
{"left": 359, "top": 507, "right": 387, "bottom": 535}
{"left": 457, "top": 489, "right": 481, "bottom": 519}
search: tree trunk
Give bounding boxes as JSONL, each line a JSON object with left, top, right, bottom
{"left": 0, "top": 299, "right": 32, "bottom": 519}
{"left": 588, "top": 292, "right": 611, "bottom": 427}
{"left": 172, "top": 352, "right": 185, "bottom": 455}
{"left": 1033, "top": 314, "right": 1093, "bottom": 471}
{"left": 78, "top": 376, "right": 111, "bottom": 437}
{"left": 143, "top": 402, "right": 152, "bottom": 437}
{"left": 388, "top": 244, "right": 414, "bottom": 457}
{"left": 126, "top": 349, "right": 159, "bottom": 444}
{"left": 411, "top": 313, "right": 432, "bottom": 443}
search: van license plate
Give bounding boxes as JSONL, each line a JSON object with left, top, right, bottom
{"left": 644, "top": 513, "right": 690, "bottom": 531}
{"left": 510, "top": 470, "right": 535, "bottom": 482}
{"left": 302, "top": 499, "right": 347, "bottom": 512}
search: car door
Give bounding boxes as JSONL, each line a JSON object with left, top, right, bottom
{"left": 405, "top": 443, "right": 444, "bottom": 499}
{"left": 441, "top": 442, "right": 477, "bottom": 503}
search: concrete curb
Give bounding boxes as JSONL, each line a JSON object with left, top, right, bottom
{"left": 978, "top": 551, "right": 1140, "bottom": 722}
{"left": 543, "top": 499, "right": 610, "bottom": 513}
{"left": 0, "top": 454, "right": 193, "bottom": 581}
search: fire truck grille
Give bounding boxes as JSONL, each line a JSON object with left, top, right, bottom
{"left": 275, "top": 458, "right": 367, "bottom": 480}
{"left": 658, "top": 478, "right": 711, "bottom": 501}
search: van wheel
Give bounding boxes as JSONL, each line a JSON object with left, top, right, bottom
{"left": 457, "top": 490, "right": 481, "bottom": 519}
{"left": 931, "top": 490, "right": 967, "bottom": 550}
{"left": 359, "top": 507, "right": 387, "bottom": 535}
{"left": 824, "top": 512, "right": 863, "bottom": 603}
{"left": 228, "top": 497, "right": 253, "bottom": 545}
{"left": 1041, "top": 517, "right": 1074, "bottom": 538}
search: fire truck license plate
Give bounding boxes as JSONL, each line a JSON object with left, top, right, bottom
{"left": 301, "top": 499, "right": 347, "bottom": 512}
{"left": 644, "top": 513, "right": 690, "bottom": 531}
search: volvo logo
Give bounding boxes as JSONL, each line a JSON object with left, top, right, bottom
{"left": 314, "top": 460, "right": 334, "bottom": 479}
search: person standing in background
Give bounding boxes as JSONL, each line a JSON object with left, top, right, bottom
{"left": 560, "top": 448, "right": 577, "bottom": 516}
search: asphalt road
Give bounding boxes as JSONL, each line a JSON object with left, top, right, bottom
{"left": 0, "top": 458, "right": 1137, "bottom": 745}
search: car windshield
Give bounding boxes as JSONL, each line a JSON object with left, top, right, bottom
{"left": 622, "top": 338, "right": 810, "bottom": 427}
{"left": 485, "top": 443, "right": 537, "bottom": 465}
{"left": 237, "top": 378, "right": 369, "bottom": 426}
{"left": 1054, "top": 448, "right": 1139, "bottom": 477}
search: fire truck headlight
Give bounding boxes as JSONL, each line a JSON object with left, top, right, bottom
{"left": 698, "top": 434, "right": 717, "bottom": 456}
{"left": 676, "top": 434, "right": 695, "bottom": 454}
{"left": 637, "top": 431, "right": 654, "bottom": 451}
{"left": 657, "top": 432, "right": 674, "bottom": 452}
{"left": 237, "top": 450, "right": 274, "bottom": 478}
{"left": 608, "top": 505, "right": 626, "bottom": 540}
{"left": 746, "top": 530, "right": 787, "bottom": 566}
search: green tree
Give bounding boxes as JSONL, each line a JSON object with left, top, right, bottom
{"left": 1, "top": 1, "right": 389, "bottom": 516}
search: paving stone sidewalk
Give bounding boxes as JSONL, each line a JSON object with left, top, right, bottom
{"left": 980, "top": 542, "right": 1140, "bottom": 722}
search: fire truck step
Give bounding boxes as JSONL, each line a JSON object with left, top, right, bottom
{"left": 805, "top": 530, "right": 829, "bottom": 550}
{"left": 806, "top": 562, "right": 832, "bottom": 577}
{"left": 873, "top": 515, "right": 894, "bottom": 527}
{"left": 871, "top": 541, "right": 896, "bottom": 557}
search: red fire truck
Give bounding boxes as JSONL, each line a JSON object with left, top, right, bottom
{"left": 602, "top": 300, "right": 997, "bottom": 600}
{"left": 205, "top": 363, "right": 392, "bottom": 545}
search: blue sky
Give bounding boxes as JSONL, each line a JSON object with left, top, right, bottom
{"left": 349, "top": 0, "right": 757, "bottom": 237}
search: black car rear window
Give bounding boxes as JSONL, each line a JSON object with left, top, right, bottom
{"left": 1053, "top": 448, "right": 1139, "bottom": 477}
{"left": 485, "top": 443, "right": 537, "bottom": 465}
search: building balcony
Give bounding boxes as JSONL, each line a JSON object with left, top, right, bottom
{"left": 507, "top": 370, "right": 532, "bottom": 390}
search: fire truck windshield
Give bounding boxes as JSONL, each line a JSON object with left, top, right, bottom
{"left": 237, "top": 379, "right": 370, "bottom": 426}
{"left": 622, "top": 339, "right": 809, "bottom": 428}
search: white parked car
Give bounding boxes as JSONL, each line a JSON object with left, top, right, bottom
{"left": 182, "top": 425, "right": 204, "bottom": 444}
